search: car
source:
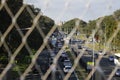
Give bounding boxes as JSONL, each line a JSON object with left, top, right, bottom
{"left": 61, "top": 52, "right": 68, "bottom": 57}
{"left": 53, "top": 48, "right": 59, "bottom": 54}
{"left": 57, "top": 42, "right": 63, "bottom": 48}
{"left": 109, "top": 55, "right": 114, "bottom": 62}
{"left": 78, "top": 40, "right": 85, "bottom": 44}
{"left": 87, "top": 50, "right": 93, "bottom": 55}
{"left": 60, "top": 56, "right": 69, "bottom": 62}
{"left": 98, "top": 50, "right": 103, "bottom": 55}
{"left": 78, "top": 45, "right": 82, "bottom": 49}
{"left": 94, "top": 53, "right": 99, "bottom": 59}
{"left": 82, "top": 46, "right": 89, "bottom": 51}
{"left": 50, "top": 52, "right": 56, "bottom": 57}
{"left": 63, "top": 66, "right": 72, "bottom": 73}
{"left": 114, "top": 58, "right": 120, "bottom": 66}
{"left": 115, "top": 68, "right": 120, "bottom": 76}
{"left": 98, "top": 50, "right": 107, "bottom": 56}
{"left": 63, "top": 59, "right": 72, "bottom": 66}
{"left": 71, "top": 41, "right": 76, "bottom": 44}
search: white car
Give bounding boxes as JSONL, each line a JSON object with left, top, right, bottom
{"left": 114, "top": 58, "right": 120, "bottom": 66}
{"left": 98, "top": 50, "right": 107, "bottom": 56}
{"left": 63, "top": 66, "right": 71, "bottom": 73}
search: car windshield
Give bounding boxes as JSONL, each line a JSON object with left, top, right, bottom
{"left": 117, "top": 69, "right": 120, "bottom": 72}
{"left": 64, "top": 61, "right": 71, "bottom": 65}
{"left": 66, "top": 66, "right": 71, "bottom": 69}
{"left": 61, "top": 53, "right": 68, "bottom": 57}
{"left": 110, "top": 56, "right": 114, "bottom": 58}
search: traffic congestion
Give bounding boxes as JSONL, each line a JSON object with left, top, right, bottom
{"left": 25, "top": 31, "right": 120, "bottom": 80}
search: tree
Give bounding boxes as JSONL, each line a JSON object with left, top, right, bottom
{"left": 114, "top": 9, "right": 120, "bottom": 21}
{"left": 0, "top": 0, "right": 54, "bottom": 66}
{"left": 62, "top": 18, "right": 87, "bottom": 34}
{"left": 6, "top": 0, "right": 23, "bottom": 15}
{"left": 86, "top": 20, "right": 96, "bottom": 36}
{"left": 100, "top": 15, "right": 117, "bottom": 42}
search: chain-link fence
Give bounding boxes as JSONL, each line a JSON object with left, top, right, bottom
{"left": 0, "top": 0, "right": 120, "bottom": 80}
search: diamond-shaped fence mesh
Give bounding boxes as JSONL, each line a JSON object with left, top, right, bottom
{"left": 0, "top": 0, "right": 120, "bottom": 80}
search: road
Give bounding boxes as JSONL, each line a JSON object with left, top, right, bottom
{"left": 58, "top": 58, "right": 78, "bottom": 80}
{"left": 99, "top": 58, "right": 120, "bottom": 80}
{"left": 70, "top": 42, "right": 120, "bottom": 80}
{"left": 33, "top": 47, "right": 78, "bottom": 80}
{"left": 25, "top": 36, "right": 120, "bottom": 80}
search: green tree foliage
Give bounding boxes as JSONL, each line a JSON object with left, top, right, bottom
{"left": 0, "top": 7, "right": 12, "bottom": 34}
{"left": 100, "top": 15, "right": 117, "bottom": 41}
{"left": 62, "top": 18, "right": 87, "bottom": 34}
{"left": 114, "top": 9, "right": 120, "bottom": 21}
{"left": 0, "top": 0, "right": 54, "bottom": 65}
{"left": 114, "top": 31, "right": 120, "bottom": 50}
{"left": 27, "top": 15, "right": 54, "bottom": 50}
{"left": 86, "top": 14, "right": 119, "bottom": 49}
{"left": 39, "top": 16, "right": 54, "bottom": 35}
{"left": 86, "top": 20, "right": 96, "bottom": 36}
{"left": 17, "top": 7, "right": 33, "bottom": 29}
{"left": 6, "top": 0, "right": 23, "bottom": 15}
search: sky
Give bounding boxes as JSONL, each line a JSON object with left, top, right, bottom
{"left": 24, "top": 0, "right": 120, "bottom": 23}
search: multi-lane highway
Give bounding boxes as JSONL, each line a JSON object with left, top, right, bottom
{"left": 70, "top": 39, "right": 120, "bottom": 80}
{"left": 25, "top": 34, "right": 120, "bottom": 80}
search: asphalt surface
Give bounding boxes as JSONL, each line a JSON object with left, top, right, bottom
{"left": 24, "top": 39, "right": 120, "bottom": 80}
{"left": 32, "top": 47, "right": 78, "bottom": 80}
{"left": 99, "top": 58, "right": 120, "bottom": 80}
{"left": 58, "top": 58, "right": 78, "bottom": 80}
{"left": 70, "top": 43, "right": 120, "bottom": 80}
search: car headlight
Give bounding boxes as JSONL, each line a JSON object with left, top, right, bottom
{"left": 116, "top": 72, "right": 120, "bottom": 75}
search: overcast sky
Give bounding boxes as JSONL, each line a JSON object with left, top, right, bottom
{"left": 24, "top": 0, "right": 120, "bottom": 23}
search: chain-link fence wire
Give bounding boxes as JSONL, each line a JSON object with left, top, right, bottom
{"left": 0, "top": 0, "right": 120, "bottom": 80}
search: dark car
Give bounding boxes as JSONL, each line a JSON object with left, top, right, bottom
{"left": 87, "top": 50, "right": 93, "bottom": 55}
{"left": 115, "top": 68, "right": 120, "bottom": 76}
{"left": 60, "top": 56, "right": 69, "bottom": 62}
{"left": 94, "top": 53, "right": 99, "bottom": 59}
{"left": 109, "top": 55, "right": 114, "bottom": 62}
{"left": 78, "top": 45, "right": 82, "bottom": 49}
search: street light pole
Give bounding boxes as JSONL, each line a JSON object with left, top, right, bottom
{"left": 92, "top": 30, "right": 95, "bottom": 80}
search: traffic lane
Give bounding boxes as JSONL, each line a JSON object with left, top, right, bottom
{"left": 55, "top": 71, "right": 63, "bottom": 80}
{"left": 37, "top": 50, "right": 62, "bottom": 80}
{"left": 113, "top": 76, "right": 120, "bottom": 80}
{"left": 99, "top": 57, "right": 120, "bottom": 79}
{"left": 104, "top": 75, "right": 120, "bottom": 80}
{"left": 25, "top": 73, "right": 41, "bottom": 80}
{"left": 79, "top": 56, "right": 116, "bottom": 78}
{"left": 68, "top": 72, "right": 78, "bottom": 80}
{"left": 58, "top": 59, "right": 78, "bottom": 80}
{"left": 57, "top": 63, "right": 65, "bottom": 79}
{"left": 99, "top": 57, "right": 115, "bottom": 67}
{"left": 70, "top": 42, "right": 120, "bottom": 79}
{"left": 48, "top": 48, "right": 65, "bottom": 80}
{"left": 64, "top": 72, "right": 78, "bottom": 80}
{"left": 99, "top": 57, "right": 115, "bottom": 77}
{"left": 70, "top": 44, "right": 90, "bottom": 57}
